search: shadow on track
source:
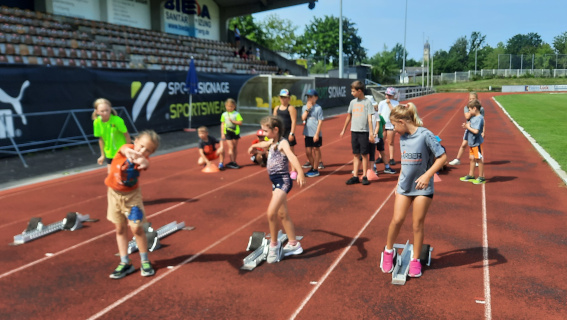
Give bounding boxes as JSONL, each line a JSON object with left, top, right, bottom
{"left": 429, "top": 247, "right": 507, "bottom": 270}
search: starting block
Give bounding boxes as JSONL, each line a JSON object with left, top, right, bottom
{"left": 241, "top": 230, "right": 303, "bottom": 271}
{"left": 12, "top": 212, "right": 95, "bottom": 245}
{"left": 127, "top": 221, "right": 186, "bottom": 254}
{"left": 381, "top": 240, "right": 433, "bottom": 285}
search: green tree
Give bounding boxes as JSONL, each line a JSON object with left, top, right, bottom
{"left": 446, "top": 36, "right": 469, "bottom": 71}
{"left": 506, "top": 33, "right": 543, "bottom": 55}
{"left": 229, "top": 15, "right": 265, "bottom": 46}
{"left": 365, "top": 45, "right": 398, "bottom": 83}
{"left": 468, "top": 31, "right": 487, "bottom": 70}
{"left": 258, "top": 14, "right": 298, "bottom": 55}
{"left": 483, "top": 42, "right": 506, "bottom": 69}
{"left": 552, "top": 31, "right": 567, "bottom": 54}
{"left": 295, "top": 15, "right": 366, "bottom": 66}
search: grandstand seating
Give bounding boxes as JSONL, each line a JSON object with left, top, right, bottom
{"left": 0, "top": 6, "right": 280, "bottom": 74}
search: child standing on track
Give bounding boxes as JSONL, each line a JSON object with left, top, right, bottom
{"left": 459, "top": 100, "right": 486, "bottom": 184}
{"left": 220, "top": 98, "right": 243, "bottom": 169}
{"left": 197, "top": 126, "right": 225, "bottom": 170}
{"left": 106, "top": 130, "right": 160, "bottom": 279}
{"left": 273, "top": 89, "right": 298, "bottom": 180}
{"left": 340, "top": 80, "right": 375, "bottom": 185}
{"left": 371, "top": 100, "right": 396, "bottom": 174}
{"left": 448, "top": 92, "right": 485, "bottom": 166}
{"left": 248, "top": 116, "right": 305, "bottom": 263}
{"left": 301, "top": 89, "right": 324, "bottom": 178}
{"left": 92, "top": 98, "right": 131, "bottom": 173}
{"left": 378, "top": 87, "right": 400, "bottom": 166}
{"left": 380, "top": 103, "right": 447, "bottom": 278}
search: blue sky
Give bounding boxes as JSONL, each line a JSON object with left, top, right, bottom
{"left": 253, "top": 0, "right": 566, "bottom": 61}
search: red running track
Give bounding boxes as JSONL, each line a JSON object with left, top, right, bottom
{"left": 0, "top": 93, "right": 565, "bottom": 319}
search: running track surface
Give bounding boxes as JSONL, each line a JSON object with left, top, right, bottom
{"left": 0, "top": 93, "right": 565, "bottom": 320}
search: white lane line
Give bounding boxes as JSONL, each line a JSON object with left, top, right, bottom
{"left": 87, "top": 162, "right": 352, "bottom": 320}
{"left": 482, "top": 183, "right": 492, "bottom": 319}
{"left": 289, "top": 188, "right": 396, "bottom": 320}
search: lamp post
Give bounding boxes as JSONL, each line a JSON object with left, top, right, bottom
{"left": 339, "top": 0, "right": 343, "bottom": 78}
{"left": 401, "top": 0, "right": 408, "bottom": 83}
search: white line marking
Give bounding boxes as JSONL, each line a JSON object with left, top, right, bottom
{"left": 87, "top": 162, "right": 352, "bottom": 320}
{"left": 482, "top": 183, "right": 492, "bottom": 319}
{"left": 289, "top": 188, "right": 396, "bottom": 320}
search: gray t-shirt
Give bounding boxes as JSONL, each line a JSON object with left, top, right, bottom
{"left": 467, "top": 115, "right": 484, "bottom": 147}
{"left": 397, "top": 127, "right": 446, "bottom": 196}
{"left": 347, "top": 98, "right": 374, "bottom": 132}
{"left": 302, "top": 104, "right": 323, "bottom": 137}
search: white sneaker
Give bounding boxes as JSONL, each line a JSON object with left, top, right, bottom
{"left": 283, "top": 241, "right": 303, "bottom": 256}
{"left": 449, "top": 159, "right": 460, "bottom": 165}
{"left": 267, "top": 241, "right": 282, "bottom": 263}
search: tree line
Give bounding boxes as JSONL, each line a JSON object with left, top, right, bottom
{"left": 230, "top": 14, "right": 567, "bottom": 83}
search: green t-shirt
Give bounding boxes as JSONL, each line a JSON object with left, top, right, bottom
{"left": 377, "top": 114, "right": 386, "bottom": 139}
{"left": 93, "top": 114, "right": 128, "bottom": 158}
{"left": 220, "top": 111, "right": 243, "bottom": 135}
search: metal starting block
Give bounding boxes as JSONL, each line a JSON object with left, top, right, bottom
{"left": 127, "top": 221, "right": 186, "bottom": 254}
{"left": 241, "top": 230, "right": 303, "bottom": 271}
{"left": 13, "top": 212, "right": 94, "bottom": 245}
{"left": 385, "top": 240, "right": 433, "bottom": 285}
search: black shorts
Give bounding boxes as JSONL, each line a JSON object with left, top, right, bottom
{"left": 105, "top": 157, "right": 113, "bottom": 165}
{"left": 225, "top": 130, "right": 240, "bottom": 140}
{"left": 304, "top": 136, "right": 322, "bottom": 148}
{"left": 270, "top": 173, "right": 292, "bottom": 193}
{"left": 351, "top": 131, "right": 370, "bottom": 155}
{"left": 375, "top": 138, "right": 385, "bottom": 152}
{"left": 282, "top": 129, "right": 297, "bottom": 147}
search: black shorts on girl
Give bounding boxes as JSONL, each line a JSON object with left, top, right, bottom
{"left": 225, "top": 130, "right": 240, "bottom": 140}
{"left": 282, "top": 129, "right": 297, "bottom": 147}
{"left": 270, "top": 173, "right": 292, "bottom": 193}
{"left": 304, "top": 136, "right": 323, "bottom": 148}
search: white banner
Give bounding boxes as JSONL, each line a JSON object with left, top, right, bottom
{"left": 49, "top": 0, "right": 101, "bottom": 20}
{"left": 162, "top": 0, "right": 219, "bottom": 40}
{"left": 107, "top": 0, "right": 151, "bottom": 29}
{"left": 502, "top": 85, "right": 567, "bottom": 92}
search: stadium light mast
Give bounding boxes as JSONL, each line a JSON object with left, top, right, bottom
{"left": 339, "top": 0, "right": 343, "bottom": 78}
{"left": 401, "top": 0, "right": 408, "bottom": 83}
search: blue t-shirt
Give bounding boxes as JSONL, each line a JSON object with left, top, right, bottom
{"left": 302, "top": 104, "right": 323, "bottom": 137}
{"left": 397, "top": 127, "right": 446, "bottom": 196}
{"left": 467, "top": 115, "right": 484, "bottom": 147}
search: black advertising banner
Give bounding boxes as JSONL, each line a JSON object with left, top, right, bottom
{"left": 0, "top": 65, "right": 254, "bottom": 149}
{"left": 314, "top": 77, "right": 353, "bottom": 109}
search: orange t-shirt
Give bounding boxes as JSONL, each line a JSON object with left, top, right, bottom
{"left": 104, "top": 144, "right": 147, "bottom": 192}
{"left": 251, "top": 138, "right": 265, "bottom": 152}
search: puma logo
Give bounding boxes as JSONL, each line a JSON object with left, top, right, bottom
{"left": 0, "top": 80, "right": 29, "bottom": 125}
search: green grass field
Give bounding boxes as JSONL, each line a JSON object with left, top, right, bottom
{"left": 494, "top": 93, "right": 567, "bottom": 171}
{"left": 435, "top": 78, "right": 567, "bottom": 92}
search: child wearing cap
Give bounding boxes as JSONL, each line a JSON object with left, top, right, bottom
{"left": 197, "top": 126, "right": 225, "bottom": 170}
{"left": 250, "top": 129, "right": 268, "bottom": 166}
{"left": 301, "top": 89, "right": 324, "bottom": 177}
{"left": 378, "top": 87, "right": 400, "bottom": 166}
{"left": 273, "top": 88, "right": 298, "bottom": 180}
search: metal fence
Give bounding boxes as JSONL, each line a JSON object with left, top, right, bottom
{"left": 437, "top": 69, "right": 567, "bottom": 84}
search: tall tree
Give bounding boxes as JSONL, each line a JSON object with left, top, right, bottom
{"left": 506, "top": 33, "right": 543, "bottom": 55}
{"left": 483, "top": 42, "right": 506, "bottom": 69}
{"left": 468, "top": 31, "right": 487, "bottom": 70}
{"left": 446, "top": 36, "right": 469, "bottom": 71}
{"left": 392, "top": 43, "right": 406, "bottom": 69}
{"left": 365, "top": 45, "right": 398, "bottom": 83}
{"left": 258, "top": 14, "right": 298, "bottom": 55}
{"left": 295, "top": 15, "right": 366, "bottom": 66}
{"left": 552, "top": 31, "right": 567, "bottom": 54}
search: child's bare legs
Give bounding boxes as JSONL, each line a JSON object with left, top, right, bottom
{"left": 411, "top": 196, "right": 432, "bottom": 260}
{"left": 468, "top": 154, "right": 475, "bottom": 177}
{"left": 115, "top": 223, "right": 130, "bottom": 258}
{"left": 455, "top": 139, "right": 467, "bottom": 160}
{"left": 312, "top": 147, "right": 320, "bottom": 170}
{"left": 352, "top": 154, "right": 361, "bottom": 176}
{"left": 226, "top": 139, "right": 238, "bottom": 163}
{"left": 478, "top": 158, "right": 484, "bottom": 177}
{"left": 131, "top": 223, "right": 148, "bottom": 255}
{"left": 217, "top": 148, "right": 225, "bottom": 164}
{"left": 386, "top": 130, "right": 396, "bottom": 162}
{"left": 362, "top": 153, "right": 369, "bottom": 175}
{"left": 305, "top": 146, "right": 314, "bottom": 166}
{"left": 386, "top": 193, "right": 413, "bottom": 250}
{"left": 267, "top": 189, "right": 296, "bottom": 242}
{"left": 107, "top": 164, "right": 111, "bottom": 174}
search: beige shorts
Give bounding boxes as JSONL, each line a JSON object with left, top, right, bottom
{"left": 107, "top": 187, "right": 147, "bottom": 226}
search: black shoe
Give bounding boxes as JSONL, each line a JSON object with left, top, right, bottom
{"left": 226, "top": 162, "right": 240, "bottom": 169}
{"left": 389, "top": 159, "right": 396, "bottom": 166}
{"left": 141, "top": 261, "right": 155, "bottom": 277}
{"left": 383, "top": 167, "right": 397, "bottom": 174}
{"left": 346, "top": 176, "right": 360, "bottom": 185}
{"left": 361, "top": 176, "right": 370, "bottom": 185}
{"left": 109, "top": 262, "right": 135, "bottom": 279}
{"left": 375, "top": 158, "right": 383, "bottom": 164}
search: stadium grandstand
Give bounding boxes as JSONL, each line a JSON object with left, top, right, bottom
{"left": 0, "top": 0, "right": 314, "bottom": 73}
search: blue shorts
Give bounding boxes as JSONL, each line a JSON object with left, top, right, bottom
{"left": 270, "top": 173, "right": 292, "bottom": 193}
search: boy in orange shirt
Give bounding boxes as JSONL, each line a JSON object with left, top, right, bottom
{"left": 105, "top": 130, "right": 160, "bottom": 279}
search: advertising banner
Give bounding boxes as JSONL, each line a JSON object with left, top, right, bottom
{"left": 162, "top": 0, "right": 219, "bottom": 40}
{"left": 314, "top": 78, "right": 352, "bottom": 109}
{"left": 0, "top": 65, "right": 253, "bottom": 149}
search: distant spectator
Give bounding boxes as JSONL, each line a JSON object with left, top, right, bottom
{"left": 234, "top": 27, "right": 240, "bottom": 49}
{"left": 276, "top": 68, "right": 283, "bottom": 75}
{"left": 284, "top": 69, "right": 291, "bottom": 76}
{"left": 246, "top": 46, "right": 253, "bottom": 59}
{"left": 238, "top": 46, "right": 247, "bottom": 59}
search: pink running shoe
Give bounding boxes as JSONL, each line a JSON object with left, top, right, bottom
{"left": 408, "top": 259, "right": 422, "bottom": 277}
{"left": 290, "top": 171, "right": 298, "bottom": 180}
{"left": 380, "top": 247, "right": 396, "bottom": 273}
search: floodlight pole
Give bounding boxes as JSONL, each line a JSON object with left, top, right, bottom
{"left": 402, "top": 0, "right": 408, "bottom": 83}
{"left": 339, "top": 0, "right": 343, "bottom": 78}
